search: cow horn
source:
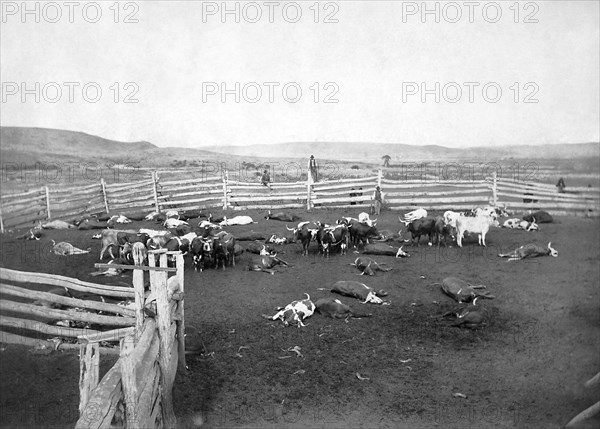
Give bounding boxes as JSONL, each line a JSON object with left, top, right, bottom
{"left": 548, "top": 242, "right": 552, "bottom": 249}
{"left": 286, "top": 224, "right": 294, "bottom": 231}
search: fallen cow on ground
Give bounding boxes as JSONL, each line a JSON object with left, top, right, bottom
{"left": 438, "top": 277, "right": 495, "bottom": 303}
{"left": 262, "top": 293, "right": 315, "bottom": 327}
{"left": 498, "top": 242, "right": 558, "bottom": 261}
{"left": 362, "top": 243, "right": 408, "bottom": 258}
{"left": 326, "top": 280, "right": 389, "bottom": 304}
{"left": 51, "top": 240, "right": 90, "bottom": 256}
{"left": 315, "top": 297, "right": 372, "bottom": 319}
{"left": 350, "top": 256, "right": 392, "bottom": 276}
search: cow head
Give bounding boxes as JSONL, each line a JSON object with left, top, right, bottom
{"left": 363, "top": 290, "right": 383, "bottom": 304}
{"left": 527, "top": 217, "right": 539, "bottom": 231}
{"left": 547, "top": 242, "right": 558, "bottom": 257}
{"left": 395, "top": 246, "right": 409, "bottom": 258}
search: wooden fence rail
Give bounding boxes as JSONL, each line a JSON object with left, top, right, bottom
{"left": 0, "top": 252, "right": 186, "bottom": 429}
{"left": 1, "top": 169, "right": 598, "bottom": 231}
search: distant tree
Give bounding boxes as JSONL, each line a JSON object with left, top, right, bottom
{"left": 382, "top": 155, "right": 391, "bottom": 167}
{"left": 350, "top": 165, "right": 360, "bottom": 170}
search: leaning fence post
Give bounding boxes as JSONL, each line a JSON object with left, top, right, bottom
{"left": 222, "top": 170, "right": 229, "bottom": 210}
{"left": 492, "top": 171, "right": 498, "bottom": 207}
{"left": 152, "top": 171, "right": 160, "bottom": 213}
{"left": 44, "top": 186, "right": 51, "bottom": 220}
{"left": 100, "top": 178, "right": 110, "bottom": 214}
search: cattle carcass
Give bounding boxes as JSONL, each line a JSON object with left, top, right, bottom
{"left": 439, "top": 277, "right": 495, "bottom": 303}
{"left": 362, "top": 243, "right": 409, "bottom": 258}
{"left": 403, "top": 217, "right": 436, "bottom": 246}
{"left": 16, "top": 227, "right": 42, "bottom": 240}
{"left": 51, "top": 240, "right": 90, "bottom": 256}
{"left": 267, "top": 234, "right": 288, "bottom": 245}
{"left": 264, "top": 210, "right": 300, "bottom": 222}
{"left": 455, "top": 214, "right": 499, "bottom": 247}
{"left": 402, "top": 208, "right": 427, "bottom": 223}
{"left": 198, "top": 220, "right": 222, "bottom": 230}
{"left": 107, "top": 215, "right": 132, "bottom": 227}
{"left": 164, "top": 218, "right": 189, "bottom": 229}
{"left": 262, "top": 294, "right": 315, "bottom": 327}
{"left": 245, "top": 241, "right": 274, "bottom": 255}
{"left": 517, "top": 218, "right": 538, "bottom": 231}
{"left": 190, "top": 236, "right": 216, "bottom": 271}
{"left": 351, "top": 256, "right": 392, "bottom": 276}
{"left": 42, "top": 220, "right": 76, "bottom": 229}
{"left": 523, "top": 210, "right": 553, "bottom": 223}
{"left": 315, "top": 297, "right": 372, "bottom": 319}
{"left": 213, "top": 231, "right": 236, "bottom": 269}
{"left": 330, "top": 281, "right": 388, "bottom": 305}
{"left": 220, "top": 216, "right": 254, "bottom": 226}
{"left": 78, "top": 218, "right": 108, "bottom": 230}
{"left": 248, "top": 253, "right": 289, "bottom": 275}
{"left": 89, "top": 258, "right": 131, "bottom": 276}
{"left": 449, "top": 301, "right": 488, "bottom": 329}
{"left": 498, "top": 242, "right": 558, "bottom": 261}
{"left": 373, "top": 229, "right": 404, "bottom": 243}
{"left": 502, "top": 218, "right": 522, "bottom": 229}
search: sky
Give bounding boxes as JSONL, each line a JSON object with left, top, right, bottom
{"left": 1, "top": 0, "right": 599, "bottom": 149}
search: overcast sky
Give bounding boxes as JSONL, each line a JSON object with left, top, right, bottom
{"left": 1, "top": 0, "right": 598, "bottom": 148}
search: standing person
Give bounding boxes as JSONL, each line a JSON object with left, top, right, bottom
{"left": 261, "top": 169, "right": 272, "bottom": 191}
{"left": 556, "top": 177, "right": 566, "bottom": 193}
{"left": 308, "top": 155, "right": 318, "bottom": 183}
{"left": 372, "top": 186, "right": 384, "bottom": 215}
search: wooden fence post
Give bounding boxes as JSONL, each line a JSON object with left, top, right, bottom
{"left": 306, "top": 179, "right": 312, "bottom": 211}
{"left": 222, "top": 170, "right": 229, "bottom": 210}
{"left": 0, "top": 206, "right": 4, "bottom": 233}
{"left": 100, "top": 178, "right": 110, "bottom": 214}
{"left": 175, "top": 253, "right": 186, "bottom": 372}
{"left": 378, "top": 169, "right": 383, "bottom": 188}
{"left": 132, "top": 268, "right": 145, "bottom": 339}
{"left": 152, "top": 171, "right": 160, "bottom": 213}
{"left": 492, "top": 171, "right": 498, "bottom": 207}
{"left": 78, "top": 342, "right": 100, "bottom": 415}
{"left": 44, "top": 186, "right": 51, "bottom": 220}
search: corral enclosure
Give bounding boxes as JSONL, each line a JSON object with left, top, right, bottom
{"left": 0, "top": 155, "right": 599, "bottom": 429}
{"left": 0, "top": 208, "right": 599, "bottom": 428}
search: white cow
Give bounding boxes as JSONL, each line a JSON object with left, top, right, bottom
{"left": 455, "top": 214, "right": 499, "bottom": 247}
{"left": 358, "top": 212, "right": 376, "bottom": 226}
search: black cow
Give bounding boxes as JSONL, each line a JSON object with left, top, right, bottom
{"left": 405, "top": 217, "right": 436, "bottom": 246}
{"left": 213, "top": 231, "right": 236, "bottom": 269}
{"left": 287, "top": 221, "right": 315, "bottom": 256}
{"left": 317, "top": 224, "right": 349, "bottom": 257}
{"left": 190, "top": 236, "right": 215, "bottom": 271}
{"left": 348, "top": 219, "right": 379, "bottom": 248}
{"left": 433, "top": 216, "right": 452, "bottom": 247}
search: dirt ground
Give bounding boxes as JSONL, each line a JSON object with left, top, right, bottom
{"left": 0, "top": 207, "right": 599, "bottom": 429}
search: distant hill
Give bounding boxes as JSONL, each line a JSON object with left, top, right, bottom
{"left": 1, "top": 127, "right": 598, "bottom": 169}
{"left": 200, "top": 141, "right": 600, "bottom": 161}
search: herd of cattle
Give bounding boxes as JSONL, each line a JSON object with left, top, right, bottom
{"left": 17, "top": 205, "right": 562, "bottom": 330}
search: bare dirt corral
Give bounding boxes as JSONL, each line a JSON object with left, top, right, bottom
{"left": 0, "top": 208, "right": 599, "bottom": 429}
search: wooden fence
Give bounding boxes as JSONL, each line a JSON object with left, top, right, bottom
{"left": 1, "top": 170, "right": 599, "bottom": 231}
{"left": 0, "top": 250, "right": 186, "bottom": 428}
